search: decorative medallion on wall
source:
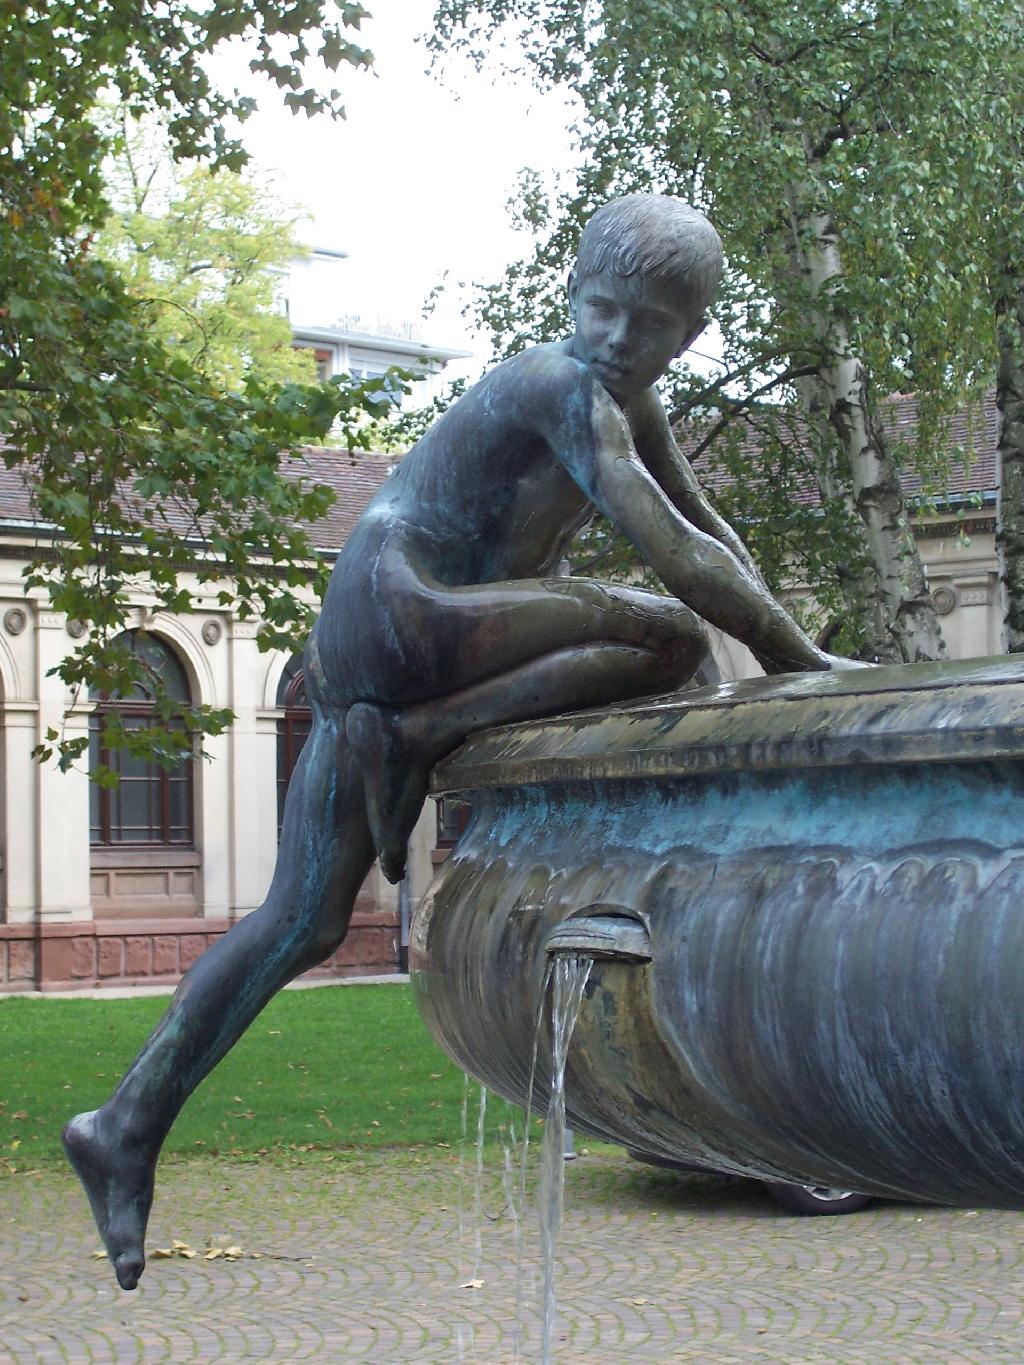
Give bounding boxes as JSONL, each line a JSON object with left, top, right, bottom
{"left": 931, "top": 586, "right": 957, "bottom": 616}
{"left": 66, "top": 618, "right": 88, "bottom": 639}
{"left": 201, "top": 620, "right": 223, "bottom": 646}
{"left": 3, "top": 607, "right": 27, "bottom": 636}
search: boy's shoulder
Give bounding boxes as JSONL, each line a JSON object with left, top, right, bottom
{"left": 491, "top": 339, "right": 591, "bottom": 389}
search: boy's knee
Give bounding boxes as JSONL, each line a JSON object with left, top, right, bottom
{"left": 293, "top": 917, "right": 348, "bottom": 975}
{"left": 660, "top": 608, "right": 709, "bottom": 684}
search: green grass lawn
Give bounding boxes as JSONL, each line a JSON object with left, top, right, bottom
{"left": 0, "top": 984, "right": 526, "bottom": 1169}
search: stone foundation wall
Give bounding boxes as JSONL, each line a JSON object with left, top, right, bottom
{"left": 0, "top": 903, "right": 399, "bottom": 993}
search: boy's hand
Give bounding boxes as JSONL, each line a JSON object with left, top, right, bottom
{"left": 822, "top": 653, "right": 877, "bottom": 671}
{"left": 756, "top": 648, "right": 877, "bottom": 675}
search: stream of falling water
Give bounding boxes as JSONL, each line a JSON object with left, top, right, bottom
{"left": 456, "top": 1073, "right": 473, "bottom": 1363}
{"left": 539, "top": 953, "right": 593, "bottom": 1365}
{"left": 510, "top": 959, "right": 557, "bottom": 1362}
{"left": 456, "top": 1075, "right": 490, "bottom": 1363}
{"left": 454, "top": 953, "right": 593, "bottom": 1364}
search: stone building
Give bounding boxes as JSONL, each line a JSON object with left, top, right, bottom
{"left": 0, "top": 449, "right": 443, "bottom": 993}
{"left": 283, "top": 248, "right": 471, "bottom": 405}
{"left": 0, "top": 393, "right": 1007, "bottom": 993}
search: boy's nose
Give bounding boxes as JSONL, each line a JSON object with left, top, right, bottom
{"left": 607, "top": 316, "right": 630, "bottom": 353}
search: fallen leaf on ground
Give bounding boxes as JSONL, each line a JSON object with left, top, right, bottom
{"left": 460, "top": 1279, "right": 485, "bottom": 1290}
{"left": 90, "top": 1250, "right": 107, "bottom": 1260}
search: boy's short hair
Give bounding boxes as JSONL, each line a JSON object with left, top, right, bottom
{"left": 576, "top": 194, "right": 723, "bottom": 307}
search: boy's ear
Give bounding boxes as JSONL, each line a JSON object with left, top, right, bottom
{"left": 566, "top": 270, "right": 578, "bottom": 318}
{"left": 676, "top": 315, "right": 708, "bottom": 356}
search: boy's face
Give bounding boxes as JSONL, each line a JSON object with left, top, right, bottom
{"left": 568, "top": 268, "right": 707, "bottom": 403}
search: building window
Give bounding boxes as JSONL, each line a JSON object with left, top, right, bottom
{"left": 348, "top": 364, "right": 404, "bottom": 408}
{"left": 276, "top": 655, "right": 312, "bottom": 837}
{"left": 89, "top": 632, "right": 195, "bottom": 847}
{"left": 292, "top": 344, "right": 334, "bottom": 381}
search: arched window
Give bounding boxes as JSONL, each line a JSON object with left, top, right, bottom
{"left": 89, "top": 631, "right": 195, "bottom": 846}
{"left": 276, "top": 654, "right": 311, "bottom": 837}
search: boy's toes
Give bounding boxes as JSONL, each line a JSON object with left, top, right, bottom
{"left": 114, "top": 1250, "right": 144, "bottom": 1292}
{"left": 380, "top": 845, "right": 407, "bottom": 885}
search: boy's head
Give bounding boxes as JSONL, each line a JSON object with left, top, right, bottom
{"left": 574, "top": 194, "right": 723, "bottom": 313}
{"left": 567, "top": 195, "right": 723, "bottom": 403}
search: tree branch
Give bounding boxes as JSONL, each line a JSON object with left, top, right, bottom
{"left": 680, "top": 364, "right": 820, "bottom": 467}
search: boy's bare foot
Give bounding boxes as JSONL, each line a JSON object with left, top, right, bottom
{"left": 347, "top": 702, "right": 431, "bottom": 884}
{"left": 62, "top": 1109, "right": 156, "bottom": 1291}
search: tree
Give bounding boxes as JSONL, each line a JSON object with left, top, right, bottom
{"left": 997, "top": 287, "right": 1024, "bottom": 651}
{"left": 984, "top": 6, "right": 1024, "bottom": 650}
{"left": 0, "top": 2, "right": 388, "bottom": 771}
{"left": 96, "top": 113, "right": 318, "bottom": 390}
{"left": 433, "top": 0, "right": 1010, "bottom": 661}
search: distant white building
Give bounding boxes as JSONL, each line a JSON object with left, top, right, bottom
{"left": 281, "top": 248, "right": 471, "bottom": 407}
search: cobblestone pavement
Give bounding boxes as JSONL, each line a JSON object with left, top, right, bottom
{"left": 4, "top": 1147, "right": 1024, "bottom": 1363}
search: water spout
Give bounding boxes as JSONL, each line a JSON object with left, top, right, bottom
{"left": 544, "top": 904, "right": 652, "bottom": 963}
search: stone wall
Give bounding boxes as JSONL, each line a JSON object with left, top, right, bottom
{"left": 0, "top": 902, "right": 399, "bottom": 993}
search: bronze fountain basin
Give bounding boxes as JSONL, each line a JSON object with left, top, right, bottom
{"left": 412, "top": 656, "right": 1024, "bottom": 1209}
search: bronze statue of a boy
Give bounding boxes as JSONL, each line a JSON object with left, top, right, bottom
{"left": 64, "top": 194, "right": 852, "bottom": 1290}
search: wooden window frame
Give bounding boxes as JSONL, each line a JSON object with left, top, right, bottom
{"left": 276, "top": 664, "right": 312, "bottom": 838}
{"left": 90, "top": 703, "right": 196, "bottom": 848}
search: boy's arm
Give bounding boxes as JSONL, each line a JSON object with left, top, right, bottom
{"left": 627, "top": 388, "right": 765, "bottom": 586}
{"left": 542, "top": 363, "right": 831, "bottom": 673}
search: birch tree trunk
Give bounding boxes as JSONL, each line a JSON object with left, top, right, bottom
{"left": 791, "top": 361, "right": 884, "bottom": 654}
{"left": 996, "top": 284, "right": 1024, "bottom": 652}
{"left": 785, "top": 185, "right": 946, "bottom": 663}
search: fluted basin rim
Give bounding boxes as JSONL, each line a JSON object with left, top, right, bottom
{"left": 430, "top": 654, "right": 1024, "bottom": 795}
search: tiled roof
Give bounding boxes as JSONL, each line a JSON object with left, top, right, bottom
{"left": 0, "top": 390, "right": 1000, "bottom": 553}
{"left": 686, "top": 390, "right": 999, "bottom": 507}
{"left": 286, "top": 448, "right": 393, "bottom": 549}
{"left": 0, "top": 447, "right": 394, "bottom": 555}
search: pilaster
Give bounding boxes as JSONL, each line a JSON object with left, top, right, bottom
{"left": 34, "top": 610, "right": 91, "bottom": 921}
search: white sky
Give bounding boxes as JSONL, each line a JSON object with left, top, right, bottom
{"left": 209, "top": 0, "right": 582, "bottom": 369}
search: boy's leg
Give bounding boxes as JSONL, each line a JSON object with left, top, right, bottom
{"left": 63, "top": 702, "right": 375, "bottom": 1290}
{"left": 348, "top": 580, "right": 707, "bottom": 878}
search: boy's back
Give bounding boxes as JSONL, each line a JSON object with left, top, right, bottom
{"left": 323, "top": 341, "right": 599, "bottom": 597}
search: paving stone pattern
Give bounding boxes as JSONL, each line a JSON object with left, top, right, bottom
{"left": 3, "top": 1149, "right": 1024, "bottom": 1362}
